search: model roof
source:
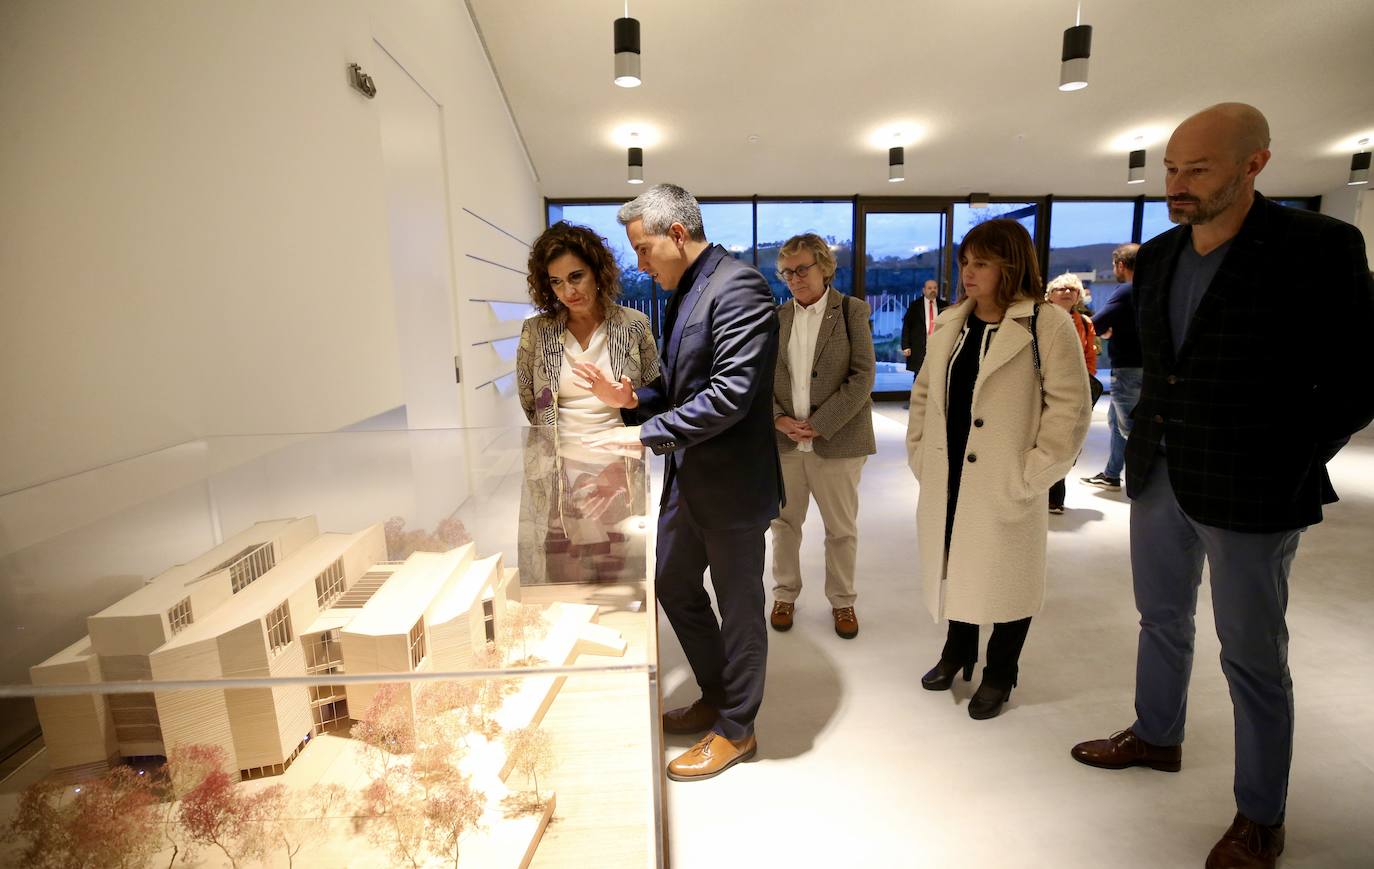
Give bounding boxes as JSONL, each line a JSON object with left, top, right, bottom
{"left": 343, "top": 544, "right": 474, "bottom": 636}
{"left": 92, "top": 518, "right": 306, "bottom": 619}
{"left": 154, "top": 528, "right": 367, "bottom": 652}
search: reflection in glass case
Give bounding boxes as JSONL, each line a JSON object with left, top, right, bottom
{"left": 0, "top": 427, "right": 662, "bottom": 867}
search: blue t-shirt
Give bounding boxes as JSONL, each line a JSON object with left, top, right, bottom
{"left": 1168, "top": 238, "right": 1233, "bottom": 352}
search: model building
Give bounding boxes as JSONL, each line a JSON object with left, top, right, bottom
{"left": 29, "top": 516, "right": 519, "bottom": 781}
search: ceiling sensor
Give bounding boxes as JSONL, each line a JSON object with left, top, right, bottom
{"left": 747, "top": 135, "right": 761, "bottom": 144}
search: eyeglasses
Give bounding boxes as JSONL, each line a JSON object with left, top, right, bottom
{"left": 776, "top": 261, "right": 819, "bottom": 282}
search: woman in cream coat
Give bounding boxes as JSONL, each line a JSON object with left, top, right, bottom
{"left": 907, "top": 218, "right": 1091, "bottom": 719}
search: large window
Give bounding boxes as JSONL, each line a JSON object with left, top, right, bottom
{"left": 700, "top": 201, "right": 754, "bottom": 264}
{"left": 313, "top": 557, "right": 345, "bottom": 609}
{"left": 1049, "top": 201, "right": 1136, "bottom": 373}
{"left": 757, "top": 201, "right": 854, "bottom": 303}
{"left": 1141, "top": 200, "right": 1174, "bottom": 243}
{"left": 862, "top": 209, "right": 946, "bottom": 393}
{"left": 167, "top": 597, "right": 193, "bottom": 635}
{"left": 408, "top": 617, "right": 427, "bottom": 669}
{"left": 265, "top": 600, "right": 293, "bottom": 655}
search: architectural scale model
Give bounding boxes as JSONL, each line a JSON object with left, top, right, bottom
{"left": 12, "top": 516, "right": 629, "bottom": 868}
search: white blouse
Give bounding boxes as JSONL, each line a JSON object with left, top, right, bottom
{"left": 557, "top": 324, "right": 623, "bottom": 440}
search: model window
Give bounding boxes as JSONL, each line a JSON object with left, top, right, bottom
{"left": 167, "top": 597, "right": 194, "bottom": 634}
{"left": 313, "top": 557, "right": 346, "bottom": 608}
{"left": 408, "top": 617, "right": 427, "bottom": 669}
{"left": 230, "top": 541, "right": 277, "bottom": 593}
{"left": 482, "top": 597, "right": 496, "bottom": 645}
{"left": 265, "top": 600, "right": 293, "bottom": 654}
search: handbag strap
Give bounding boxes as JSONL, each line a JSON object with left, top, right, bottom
{"left": 1029, "top": 302, "right": 1045, "bottom": 402}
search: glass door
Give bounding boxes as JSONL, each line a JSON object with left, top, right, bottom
{"left": 856, "top": 202, "right": 949, "bottom": 395}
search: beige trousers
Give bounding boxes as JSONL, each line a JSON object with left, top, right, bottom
{"left": 769, "top": 450, "right": 867, "bottom": 608}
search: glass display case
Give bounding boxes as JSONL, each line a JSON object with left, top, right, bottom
{"left": 0, "top": 427, "right": 663, "bottom": 867}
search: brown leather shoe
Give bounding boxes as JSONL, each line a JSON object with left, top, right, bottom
{"left": 661, "top": 699, "right": 719, "bottom": 735}
{"left": 666, "top": 732, "right": 757, "bottom": 782}
{"left": 1205, "top": 813, "right": 1284, "bottom": 869}
{"left": 769, "top": 600, "right": 795, "bottom": 632}
{"left": 832, "top": 606, "right": 858, "bottom": 639}
{"left": 1070, "top": 728, "right": 1182, "bottom": 772}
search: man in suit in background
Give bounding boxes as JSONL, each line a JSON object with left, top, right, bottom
{"left": 1071, "top": 104, "right": 1374, "bottom": 869}
{"left": 585, "top": 183, "right": 782, "bottom": 781}
{"left": 900, "top": 279, "right": 948, "bottom": 376}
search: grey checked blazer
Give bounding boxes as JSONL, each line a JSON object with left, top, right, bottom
{"left": 773, "top": 288, "right": 877, "bottom": 458}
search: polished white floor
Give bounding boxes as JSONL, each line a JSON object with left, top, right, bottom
{"left": 658, "top": 403, "right": 1374, "bottom": 869}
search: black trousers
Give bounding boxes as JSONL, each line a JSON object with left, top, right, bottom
{"left": 943, "top": 453, "right": 1033, "bottom": 688}
{"left": 1048, "top": 478, "right": 1066, "bottom": 508}
{"left": 940, "top": 618, "right": 1032, "bottom": 687}
{"left": 656, "top": 478, "right": 768, "bottom": 741}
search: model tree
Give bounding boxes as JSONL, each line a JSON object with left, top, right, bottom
{"left": 352, "top": 682, "right": 417, "bottom": 765}
{"left": 499, "top": 603, "right": 549, "bottom": 666}
{"left": 424, "top": 774, "right": 486, "bottom": 868}
{"left": 257, "top": 784, "right": 348, "bottom": 869}
{"left": 472, "top": 644, "right": 516, "bottom": 740}
{"left": 504, "top": 726, "right": 555, "bottom": 806}
{"left": 3, "top": 765, "right": 161, "bottom": 869}
{"left": 358, "top": 775, "right": 426, "bottom": 869}
{"left": 178, "top": 762, "right": 282, "bottom": 868}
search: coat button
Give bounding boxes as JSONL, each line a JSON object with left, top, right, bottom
{"left": 811, "top": 371, "right": 818, "bottom": 378}
{"left": 967, "top": 453, "right": 977, "bottom": 463}
{"left": 1152, "top": 414, "right": 1164, "bottom": 424}
{"left": 973, "top": 418, "right": 984, "bottom": 428}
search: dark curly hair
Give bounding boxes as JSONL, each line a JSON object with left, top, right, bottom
{"left": 526, "top": 222, "right": 623, "bottom": 317}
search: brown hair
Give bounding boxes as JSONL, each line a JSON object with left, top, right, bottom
{"left": 957, "top": 219, "right": 1043, "bottom": 312}
{"left": 777, "top": 232, "right": 838, "bottom": 286}
{"left": 526, "top": 222, "right": 623, "bottom": 317}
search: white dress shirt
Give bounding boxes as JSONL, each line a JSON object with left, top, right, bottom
{"left": 788, "top": 296, "right": 827, "bottom": 453}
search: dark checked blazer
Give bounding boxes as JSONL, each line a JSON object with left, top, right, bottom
{"left": 1126, "top": 192, "right": 1374, "bottom": 532}
{"left": 628, "top": 245, "right": 784, "bottom": 531}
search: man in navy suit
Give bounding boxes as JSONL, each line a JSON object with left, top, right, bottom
{"left": 1071, "top": 104, "right": 1374, "bottom": 869}
{"left": 583, "top": 183, "right": 782, "bottom": 781}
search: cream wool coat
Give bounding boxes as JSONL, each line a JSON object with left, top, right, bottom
{"left": 906, "top": 298, "right": 1092, "bottom": 624}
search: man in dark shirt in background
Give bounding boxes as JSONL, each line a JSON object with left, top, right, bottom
{"left": 1070, "top": 103, "right": 1374, "bottom": 869}
{"left": 1082, "top": 243, "right": 1141, "bottom": 489}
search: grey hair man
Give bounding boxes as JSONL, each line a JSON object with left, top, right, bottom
{"left": 581, "top": 183, "right": 783, "bottom": 782}
{"left": 1071, "top": 104, "right": 1374, "bottom": 869}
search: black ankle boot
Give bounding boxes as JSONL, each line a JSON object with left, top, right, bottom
{"left": 921, "top": 658, "right": 975, "bottom": 691}
{"left": 968, "top": 674, "right": 1016, "bottom": 719}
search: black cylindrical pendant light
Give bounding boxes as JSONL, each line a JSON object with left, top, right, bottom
{"left": 1128, "top": 149, "right": 1146, "bottom": 184}
{"left": 1350, "top": 148, "right": 1371, "bottom": 186}
{"left": 889, "top": 147, "right": 905, "bottom": 183}
{"left": 1059, "top": 0, "right": 1092, "bottom": 94}
{"left": 627, "top": 147, "right": 644, "bottom": 184}
{"left": 614, "top": 15, "right": 641, "bottom": 87}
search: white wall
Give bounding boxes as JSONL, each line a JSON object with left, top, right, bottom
{"left": 0, "top": 0, "right": 541, "bottom": 495}
{"left": 1320, "top": 185, "right": 1374, "bottom": 252}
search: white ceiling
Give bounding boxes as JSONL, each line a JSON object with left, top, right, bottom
{"left": 468, "top": 0, "right": 1374, "bottom": 200}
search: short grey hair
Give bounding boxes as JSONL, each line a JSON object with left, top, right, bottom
{"left": 617, "top": 183, "right": 707, "bottom": 241}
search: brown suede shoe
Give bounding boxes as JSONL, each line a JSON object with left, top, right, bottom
{"left": 1205, "top": 813, "right": 1284, "bottom": 869}
{"left": 832, "top": 606, "right": 858, "bottom": 639}
{"left": 1070, "top": 728, "right": 1182, "bottom": 772}
{"left": 666, "top": 732, "right": 757, "bottom": 782}
{"left": 770, "top": 601, "right": 795, "bottom": 632}
{"left": 661, "top": 699, "right": 719, "bottom": 735}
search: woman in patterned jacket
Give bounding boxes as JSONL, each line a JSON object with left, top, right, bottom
{"left": 515, "top": 222, "right": 659, "bottom": 584}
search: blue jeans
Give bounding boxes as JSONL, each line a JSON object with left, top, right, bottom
{"left": 1104, "top": 367, "right": 1142, "bottom": 479}
{"left": 1130, "top": 456, "right": 1300, "bottom": 825}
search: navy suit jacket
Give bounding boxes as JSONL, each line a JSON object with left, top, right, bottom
{"left": 1127, "top": 193, "right": 1374, "bottom": 532}
{"left": 630, "top": 245, "right": 783, "bottom": 531}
